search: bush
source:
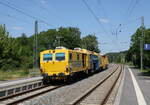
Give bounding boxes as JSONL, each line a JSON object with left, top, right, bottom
{"left": 20, "top": 69, "right": 29, "bottom": 76}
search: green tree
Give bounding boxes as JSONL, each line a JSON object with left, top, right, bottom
{"left": 36, "top": 27, "right": 81, "bottom": 51}
{"left": 16, "top": 33, "right": 33, "bottom": 68}
{"left": 126, "top": 27, "right": 150, "bottom": 68}
{"left": 0, "top": 25, "right": 21, "bottom": 70}
{"left": 107, "top": 51, "right": 127, "bottom": 63}
{"left": 0, "top": 25, "right": 101, "bottom": 71}
{"left": 37, "top": 29, "right": 58, "bottom": 51}
{"left": 81, "top": 34, "right": 100, "bottom": 53}
{"left": 57, "top": 27, "right": 81, "bottom": 49}
{"left": 0, "top": 24, "right": 8, "bottom": 69}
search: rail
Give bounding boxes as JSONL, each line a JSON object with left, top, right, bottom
{"left": 69, "top": 65, "right": 122, "bottom": 105}
{"left": 0, "top": 64, "right": 118, "bottom": 105}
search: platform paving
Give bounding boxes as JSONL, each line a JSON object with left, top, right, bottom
{"left": 115, "top": 66, "right": 150, "bottom": 105}
{"left": 0, "top": 76, "right": 42, "bottom": 88}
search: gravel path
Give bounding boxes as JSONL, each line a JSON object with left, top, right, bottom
{"left": 20, "top": 64, "right": 117, "bottom": 105}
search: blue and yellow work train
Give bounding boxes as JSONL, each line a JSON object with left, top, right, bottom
{"left": 40, "top": 46, "right": 109, "bottom": 82}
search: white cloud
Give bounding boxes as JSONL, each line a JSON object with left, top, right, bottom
{"left": 41, "top": 0, "right": 46, "bottom": 5}
{"left": 12, "top": 26, "right": 23, "bottom": 30}
{"left": 99, "top": 18, "right": 109, "bottom": 23}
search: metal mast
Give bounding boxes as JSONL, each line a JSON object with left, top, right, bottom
{"left": 34, "top": 20, "right": 38, "bottom": 70}
{"left": 140, "top": 16, "right": 144, "bottom": 70}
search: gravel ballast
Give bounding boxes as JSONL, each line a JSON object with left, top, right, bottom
{"left": 20, "top": 64, "right": 117, "bottom": 105}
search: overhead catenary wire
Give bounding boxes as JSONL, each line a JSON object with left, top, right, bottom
{"left": 118, "top": 0, "right": 141, "bottom": 52}
{"left": 115, "top": 0, "right": 140, "bottom": 47}
{"left": 123, "top": 0, "right": 139, "bottom": 23}
{"left": 31, "top": 0, "right": 54, "bottom": 15}
{"left": 97, "top": 0, "right": 109, "bottom": 20}
{"left": 82, "top": 0, "right": 122, "bottom": 53}
{"left": 121, "top": 0, "right": 138, "bottom": 32}
{"left": 96, "top": 0, "right": 125, "bottom": 53}
{"left": 121, "top": 17, "right": 141, "bottom": 31}
{"left": 97, "top": 0, "right": 120, "bottom": 41}
{"left": 128, "top": 0, "right": 139, "bottom": 16}
{"left": 122, "top": 17, "right": 141, "bottom": 26}
{"left": 82, "top": 0, "right": 116, "bottom": 41}
{"left": 97, "top": 0, "right": 115, "bottom": 28}
{"left": 121, "top": 0, "right": 140, "bottom": 33}
{"left": 82, "top": 0, "right": 109, "bottom": 35}
{"left": 125, "top": 0, "right": 135, "bottom": 16}
{"left": 31, "top": 0, "right": 65, "bottom": 23}
{"left": 0, "top": 0, "right": 55, "bottom": 28}
{"left": 0, "top": 11, "right": 32, "bottom": 24}
{"left": 97, "top": 0, "right": 114, "bottom": 34}
{"left": 119, "top": 17, "right": 141, "bottom": 35}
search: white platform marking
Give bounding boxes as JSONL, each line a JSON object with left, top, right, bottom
{"left": 128, "top": 67, "right": 147, "bottom": 105}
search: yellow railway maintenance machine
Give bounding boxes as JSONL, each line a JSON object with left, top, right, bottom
{"left": 40, "top": 47, "right": 97, "bottom": 83}
{"left": 40, "top": 46, "right": 108, "bottom": 83}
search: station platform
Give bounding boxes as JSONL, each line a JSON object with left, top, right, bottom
{"left": 115, "top": 66, "right": 150, "bottom": 105}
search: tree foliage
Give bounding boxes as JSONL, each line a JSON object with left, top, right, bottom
{"left": 81, "top": 34, "right": 100, "bottom": 53}
{"left": 0, "top": 26, "right": 100, "bottom": 71}
{"left": 126, "top": 27, "right": 150, "bottom": 68}
{"left": 107, "top": 51, "right": 127, "bottom": 63}
{"left": 0, "top": 25, "right": 21, "bottom": 70}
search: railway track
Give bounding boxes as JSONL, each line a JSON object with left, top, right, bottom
{"left": 0, "top": 85, "right": 63, "bottom": 105}
{"left": 69, "top": 65, "right": 123, "bottom": 105}
{"left": 0, "top": 64, "right": 119, "bottom": 105}
{"left": 0, "top": 76, "right": 65, "bottom": 105}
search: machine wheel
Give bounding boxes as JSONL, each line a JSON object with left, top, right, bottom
{"left": 85, "top": 70, "right": 89, "bottom": 75}
{"left": 66, "top": 75, "right": 74, "bottom": 84}
{"left": 42, "top": 78, "right": 49, "bottom": 85}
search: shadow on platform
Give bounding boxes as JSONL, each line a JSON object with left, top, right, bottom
{"left": 129, "top": 66, "right": 150, "bottom": 80}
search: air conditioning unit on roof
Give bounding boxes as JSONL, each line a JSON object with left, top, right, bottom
{"left": 74, "top": 48, "right": 82, "bottom": 50}
{"left": 55, "top": 46, "right": 67, "bottom": 49}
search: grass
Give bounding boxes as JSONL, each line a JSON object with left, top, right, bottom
{"left": 140, "top": 69, "right": 150, "bottom": 73}
{"left": 125, "top": 62, "right": 134, "bottom": 66}
{"left": 125, "top": 63, "right": 150, "bottom": 74}
{"left": 0, "top": 69, "right": 41, "bottom": 81}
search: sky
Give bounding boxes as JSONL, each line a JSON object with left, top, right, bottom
{"left": 0, "top": 0, "right": 150, "bottom": 54}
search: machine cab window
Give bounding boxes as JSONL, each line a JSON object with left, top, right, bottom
{"left": 43, "top": 54, "right": 52, "bottom": 61}
{"left": 56, "top": 53, "right": 65, "bottom": 61}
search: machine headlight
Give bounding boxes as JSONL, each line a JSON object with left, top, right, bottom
{"left": 66, "top": 66, "right": 69, "bottom": 72}
{"left": 40, "top": 68, "right": 43, "bottom": 73}
{"left": 66, "top": 65, "right": 72, "bottom": 72}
